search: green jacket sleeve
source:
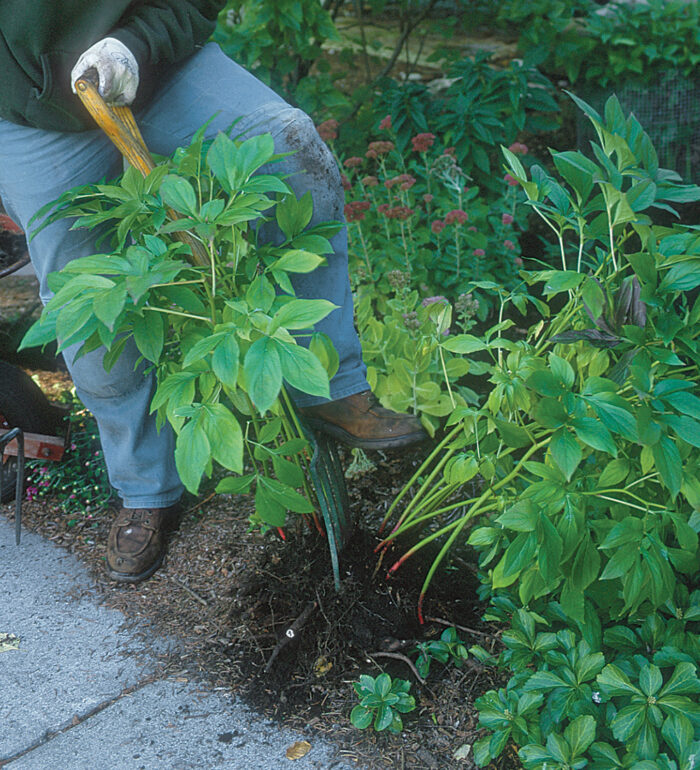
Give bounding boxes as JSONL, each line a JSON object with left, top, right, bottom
{"left": 110, "top": 1, "right": 226, "bottom": 76}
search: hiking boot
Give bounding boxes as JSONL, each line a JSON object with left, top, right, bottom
{"left": 106, "top": 504, "right": 180, "bottom": 583}
{"left": 299, "top": 390, "right": 428, "bottom": 450}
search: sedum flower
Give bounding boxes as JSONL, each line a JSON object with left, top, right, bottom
{"left": 316, "top": 119, "right": 338, "bottom": 142}
{"left": 411, "top": 133, "right": 436, "bottom": 152}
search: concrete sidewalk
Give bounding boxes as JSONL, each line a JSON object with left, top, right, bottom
{"left": 0, "top": 518, "right": 354, "bottom": 770}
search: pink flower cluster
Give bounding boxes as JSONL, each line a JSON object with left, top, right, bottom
{"left": 377, "top": 204, "right": 414, "bottom": 220}
{"left": 444, "top": 209, "right": 468, "bottom": 225}
{"left": 344, "top": 200, "right": 371, "bottom": 222}
{"left": 385, "top": 173, "right": 416, "bottom": 191}
{"left": 344, "top": 156, "right": 364, "bottom": 168}
{"left": 431, "top": 209, "right": 468, "bottom": 234}
{"left": 316, "top": 119, "right": 338, "bottom": 142}
{"left": 362, "top": 175, "right": 379, "bottom": 187}
{"left": 366, "top": 141, "right": 394, "bottom": 159}
{"left": 411, "top": 133, "right": 436, "bottom": 153}
{"left": 379, "top": 115, "right": 392, "bottom": 131}
{"left": 508, "top": 142, "right": 529, "bottom": 155}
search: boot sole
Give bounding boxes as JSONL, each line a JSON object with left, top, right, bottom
{"left": 302, "top": 417, "right": 429, "bottom": 450}
{"left": 106, "top": 550, "right": 165, "bottom": 584}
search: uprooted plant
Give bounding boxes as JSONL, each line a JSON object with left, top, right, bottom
{"left": 21, "top": 125, "right": 343, "bottom": 533}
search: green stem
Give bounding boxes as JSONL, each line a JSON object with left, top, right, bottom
{"left": 355, "top": 222, "right": 373, "bottom": 279}
{"left": 380, "top": 422, "right": 463, "bottom": 531}
{"left": 143, "top": 306, "right": 209, "bottom": 323}
{"left": 438, "top": 347, "right": 455, "bottom": 409}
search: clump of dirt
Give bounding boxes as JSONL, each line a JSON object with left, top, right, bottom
{"left": 5, "top": 439, "right": 508, "bottom": 769}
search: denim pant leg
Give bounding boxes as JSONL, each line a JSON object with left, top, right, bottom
{"left": 0, "top": 121, "right": 182, "bottom": 508}
{"left": 136, "top": 43, "right": 368, "bottom": 406}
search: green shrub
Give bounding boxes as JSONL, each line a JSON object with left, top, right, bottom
{"left": 379, "top": 94, "right": 700, "bottom": 766}
{"left": 376, "top": 53, "right": 559, "bottom": 190}
{"left": 499, "top": 0, "right": 700, "bottom": 87}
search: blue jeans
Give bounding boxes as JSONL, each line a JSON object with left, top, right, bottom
{"left": 0, "top": 43, "right": 368, "bottom": 508}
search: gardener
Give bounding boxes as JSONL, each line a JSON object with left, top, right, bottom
{"left": 0, "top": 1, "right": 426, "bottom": 583}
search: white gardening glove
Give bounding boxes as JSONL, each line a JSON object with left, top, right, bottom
{"left": 71, "top": 37, "right": 139, "bottom": 105}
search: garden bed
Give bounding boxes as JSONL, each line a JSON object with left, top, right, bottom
{"left": 1, "top": 383, "right": 508, "bottom": 769}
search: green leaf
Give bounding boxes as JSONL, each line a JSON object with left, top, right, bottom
{"left": 205, "top": 131, "right": 237, "bottom": 191}
{"left": 374, "top": 703, "right": 395, "bottom": 732}
{"left": 523, "top": 671, "right": 568, "bottom": 691}
{"left": 236, "top": 133, "right": 276, "bottom": 181}
{"left": 652, "top": 435, "right": 682, "bottom": 498}
{"left": 272, "top": 249, "right": 325, "bottom": 273}
{"left": 495, "top": 419, "right": 533, "bottom": 448}
{"left": 664, "top": 414, "right": 700, "bottom": 448}
{"left": 257, "top": 475, "right": 314, "bottom": 514}
{"left": 276, "top": 190, "right": 313, "bottom": 240}
{"left": 132, "top": 313, "right": 164, "bottom": 363}
{"left": 201, "top": 404, "right": 243, "bottom": 474}
{"left": 537, "top": 515, "right": 563, "bottom": 584}
{"left": 659, "top": 662, "right": 700, "bottom": 697}
{"left": 244, "top": 336, "right": 282, "bottom": 414}
{"left": 473, "top": 734, "right": 495, "bottom": 766}
{"left": 93, "top": 284, "right": 127, "bottom": 331}
{"left": 375, "top": 673, "right": 391, "bottom": 698}
{"left": 572, "top": 417, "right": 617, "bottom": 456}
{"left": 272, "top": 299, "right": 337, "bottom": 330}
{"left": 610, "top": 703, "right": 646, "bottom": 741}
{"left": 215, "top": 474, "right": 255, "bottom": 495}
{"left": 254, "top": 483, "right": 286, "bottom": 527}
{"left": 596, "top": 458, "right": 629, "bottom": 488}
{"left": 174, "top": 418, "right": 210, "bottom": 494}
{"left": 19, "top": 315, "right": 58, "bottom": 350}
{"left": 549, "top": 354, "right": 575, "bottom": 388}
{"left": 440, "top": 334, "right": 487, "bottom": 354}
{"left": 597, "top": 664, "right": 643, "bottom": 697}
{"left": 663, "top": 389, "right": 700, "bottom": 418}
{"left": 552, "top": 151, "right": 598, "bottom": 202}
{"left": 246, "top": 274, "right": 276, "bottom": 313}
{"left": 160, "top": 175, "right": 198, "bottom": 216}
{"left": 350, "top": 704, "right": 373, "bottom": 730}
{"left": 639, "top": 664, "right": 663, "bottom": 697}
{"left": 182, "top": 333, "right": 226, "bottom": 368}
{"left": 542, "top": 270, "right": 584, "bottom": 295}
{"left": 564, "top": 715, "right": 597, "bottom": 758}
{"left": 586, "top": 393, "right": 637, "bottom": 440}
{"left": 274, "top": 340, "right": 330, "bottom": 399}
{"left": 496, "top": 501, "right": 537, "bottom": 532}
{"left": 309, "top": 332, "right": 339, "bottom": 379}
{"left": 527, "top": 370, "right": 566, "bottom": 397}
{"left": 550, "top": 429, "right": 582, "bottom": 480}
{"left": 211, "top": 334, "right": 240, "bottom": 389}
{"left": 660, "top": 713, "right": 693, "bottom": 762}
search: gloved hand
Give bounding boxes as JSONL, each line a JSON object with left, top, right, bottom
{"left": 70, "top": 37, "right": 139, "bottom": 105}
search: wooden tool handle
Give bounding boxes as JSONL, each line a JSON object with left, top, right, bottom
{"left": 74, "top": 74, "right": 155, "bottom": 177}
{"left": 73, "top": 74, "right": 208, "bottom": 266}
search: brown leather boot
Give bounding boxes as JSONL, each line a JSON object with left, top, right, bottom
{"left": 299, "top": 390, "right": 428, "bottom": 450}
{"left": 106, "top": 504, "right": 180, "bottom": 583}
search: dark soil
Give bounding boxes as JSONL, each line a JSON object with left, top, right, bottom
{"left": 2, "top": 376, "right": 509, "bottom": 768}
